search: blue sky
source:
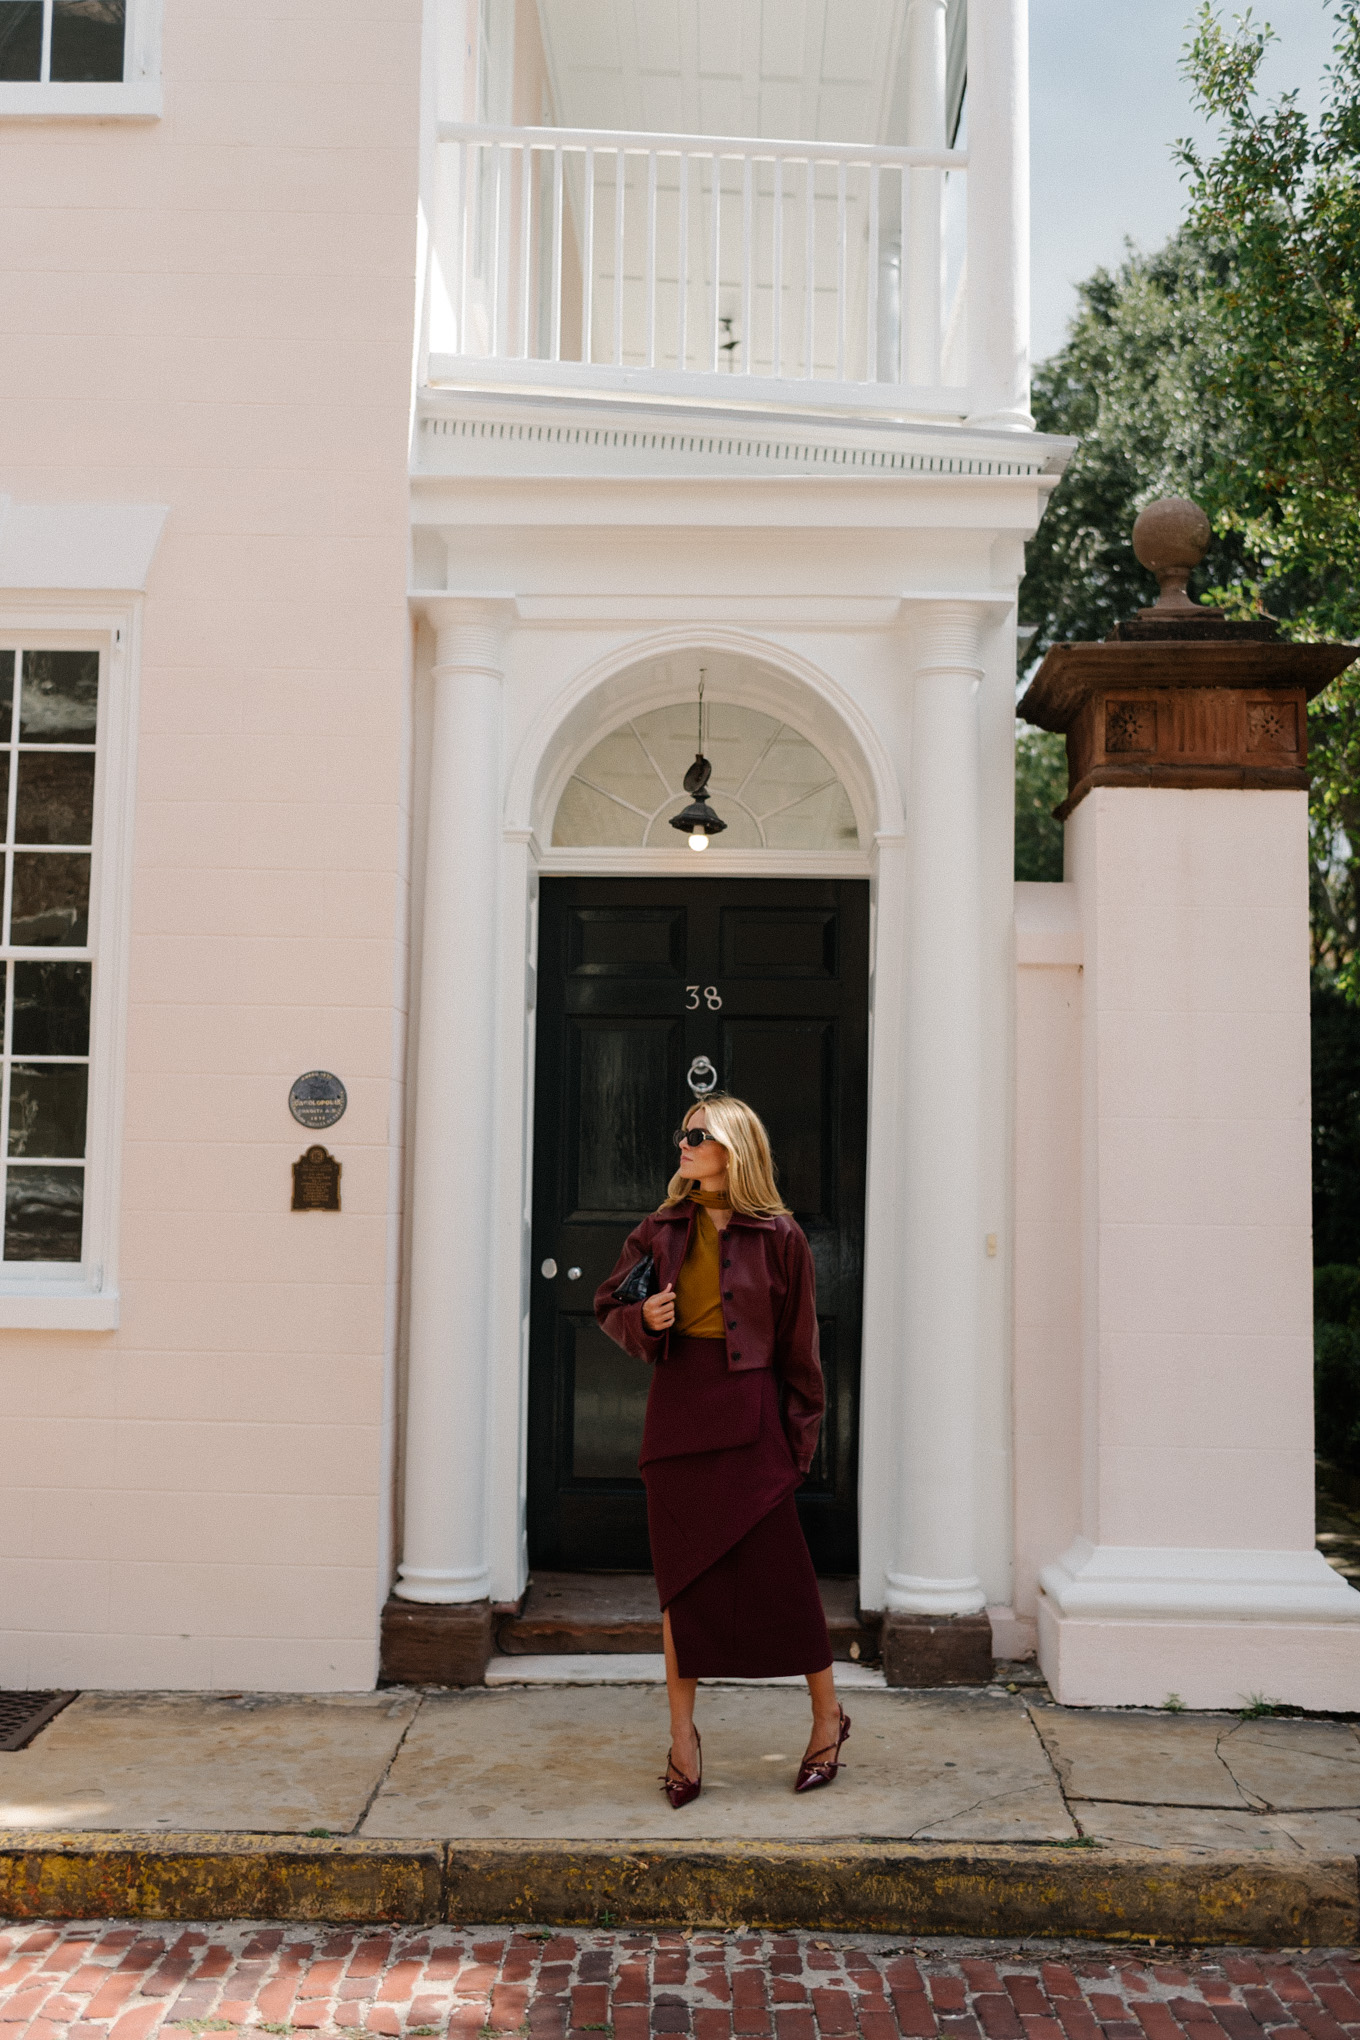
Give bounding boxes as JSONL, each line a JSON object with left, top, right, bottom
{"left": 1030, "top": 0, "right": 1340, "bottom": 358}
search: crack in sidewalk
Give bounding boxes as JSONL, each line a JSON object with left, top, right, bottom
{"left": 350, "top": 1692, "right": 425, "bottom": 1836}
{"left": 1018, "top": 1696, "right": 1083, "bottom": 1840}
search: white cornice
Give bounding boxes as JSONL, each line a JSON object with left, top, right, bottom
{"left": 406, "top": 592, "right": 1018, "bottom": 629}
{"left": 415, "top": 387, "right": 1073, "bottom": 484}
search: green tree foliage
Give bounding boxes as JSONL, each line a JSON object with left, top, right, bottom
{"left": 1180, "top": 2, "right": 1360, "bottom": 998}
{"left": 1019, "top": 4, "right": 1360, "bottom": 996}
{"left": 1315, "top": 1263, "right": 1360, "bottom": 1474}
{"left": 1014, "top": 728, "right": 1067, "bottom": 882}
{"left": 1313, "top": 984, "right": 1360, "bottom": 1266}
{"left": 1021, "top": 233, "right": 1245, "bottom": 653}
{"left": 1177, "top": 2, "right": 1360, "bottom": 642}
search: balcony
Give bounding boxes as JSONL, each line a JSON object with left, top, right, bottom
{"left": 424, "top": 121, "right": 970, "bottom": 418}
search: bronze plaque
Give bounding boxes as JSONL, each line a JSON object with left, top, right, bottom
{"left": 292, "top": 1144, "right": 341, "bottom": 1212}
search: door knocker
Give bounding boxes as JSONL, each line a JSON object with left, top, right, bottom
{"left": 686, "top": 1055, "right": 718, "bottom": 1097}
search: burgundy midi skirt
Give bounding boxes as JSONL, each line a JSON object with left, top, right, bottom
{"left": 639, "top": 1334, "right": 832, "bottom": 1680}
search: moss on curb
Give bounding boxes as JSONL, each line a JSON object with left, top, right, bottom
{"left": 0, "top": 1831, "right": 1354, "bottom": 1946}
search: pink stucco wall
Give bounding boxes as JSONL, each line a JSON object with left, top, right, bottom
{"left": 0, "top": 1, "right": 422, "bottom": 1688}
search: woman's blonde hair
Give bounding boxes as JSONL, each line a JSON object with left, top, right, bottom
{"left": 662, "top": 1093, "right": 790, "bottom": 1217}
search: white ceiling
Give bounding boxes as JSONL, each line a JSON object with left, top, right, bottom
{"left": 533, "top": 0, "right": 914, "bottom": 144}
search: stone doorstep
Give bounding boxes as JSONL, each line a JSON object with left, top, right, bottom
{"left": 482, "top": 1652, "right": 890, "bottom": 1686}
{"left": 494, "top": 1573, "right": 883, "bottom": 1666}
{"left": 0, "top": 1832, "right": 1354, "bottom": 1944}
{"left": 383, "top": 1580, "right": 1002, "bottom": 1688}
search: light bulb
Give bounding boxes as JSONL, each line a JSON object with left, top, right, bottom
{"left": 688, "top": 829, "right": 709, "bottom": 852}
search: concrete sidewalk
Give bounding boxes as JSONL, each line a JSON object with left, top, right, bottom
{"left": 4, "top": 1684, "right": 1360, "bottom": 1850}
{"left": 1, "top": 1682, "right": 1358, "bottom": 1938}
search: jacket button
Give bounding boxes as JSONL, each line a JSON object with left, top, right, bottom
{"left": 732, "top": 1349, "right": 741, "bottom": 1358}
{"left": 723, "top": 1289, "right": 733, "bottom": 1298}
{"left": 728, "top": 1318, "right": 737, "bottom": 1328}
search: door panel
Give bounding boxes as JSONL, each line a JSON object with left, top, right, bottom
{"left": 572, "top": 1020, "right": 678, "bottom": 1214}
{"left": 529, "top": 878, "right": 869, "bottom": 1576}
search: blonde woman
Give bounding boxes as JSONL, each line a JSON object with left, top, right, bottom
{"left": 595, "top": 1094, "right": 849, "bottom": 1809}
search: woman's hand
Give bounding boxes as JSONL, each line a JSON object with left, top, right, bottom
{"left": 642, "top": 1284, "right": 676, "bottom": 1333}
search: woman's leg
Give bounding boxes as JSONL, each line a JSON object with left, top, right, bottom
{"left": 804, "top": 1662, "right": 843, "bottom": 1761}
{"left": 663, "top": 1609, "right": 700, "bottom": 1780}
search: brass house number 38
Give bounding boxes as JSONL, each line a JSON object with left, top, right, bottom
{"left": 686, "top": 984, "right": 723, "bottom": 1009}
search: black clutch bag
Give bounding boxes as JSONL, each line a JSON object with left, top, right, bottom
{"left": 612, "top": 1251, "right": 658, "bottom": 1304}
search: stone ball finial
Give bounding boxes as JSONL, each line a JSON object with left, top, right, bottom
{"left": 1132, "top": 496, "right": 1212, "bottom": 612}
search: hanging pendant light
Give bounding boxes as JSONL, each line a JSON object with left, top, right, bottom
{"left": 669, "top": 669, "right": 727, "bottom": 852}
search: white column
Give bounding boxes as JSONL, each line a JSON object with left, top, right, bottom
{"left": 886, "top": 602, "right": 987, "bottom": 1617}
{"left": 903, "top": 0, "right": 946, "bottom": 387}
{"left": 395, "top": 599, "right": 505, "bottom": 1604}
{"left": 965, "top": 0, "right": 1032, "bottom": 429}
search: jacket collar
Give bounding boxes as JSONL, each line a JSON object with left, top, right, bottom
{"left": 651, "top": 1204, "right": 777, "bottom": 1230}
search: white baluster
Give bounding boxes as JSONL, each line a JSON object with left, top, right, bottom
{"left": 709, "top": 152, "right": 722, "bottom": 374}
{"left": 677, "top": 151, "right": 689, "bottom": 372}
{"left": 613, "top": 149, "right": 625, "bottom": 366}
{"left": 517, "top": 139, "right": 532, "bottom": 359}
{"left": 740, "top": 155, "right": 753, "bottom": 374}
{"left": 872, "top": 162, "right": 884, "bottom": 383}
{"left": 771, "top": 154, "right": 784, "bottom": 377}
{"left": 581, "top": 146, "right": 595, "bottom": 364}
{"left": 645, "top": 148, "right": 658, "bottom": 369}
{"left": 835, "top": 159, "right": 847, "bottom": 381}
{"left": 550, "top": 145, "right": 563, "bottom": 362}
{"left": 803, "top": 156, "right": 816, "bottom": 378}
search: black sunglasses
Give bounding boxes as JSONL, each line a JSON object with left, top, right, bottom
{"left": 674, "top": 1127, "right": 721, "bottom": 1148}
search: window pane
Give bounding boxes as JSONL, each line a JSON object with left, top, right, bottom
{"left": 11, "top": 853, "right": 90, "bottom": 946}
{"left": 0, "top": 653, "right": 13, "bottom": 742}
{"left": 14, "top": 962, "right": 91, "bottom": 1056}
{"left": 19, "top": 651, "right": 99, "bottom": 744}
{"left": 15, "top": 752, "right": 95, "bottom": 846}
{"left": 4, "top": 1165, "right": 83, "bottom": 1262}
{"left": 50, "top": 0, "right": 124, "bottom": 79}
{"left": 9, "top": 1063, "right": 88, "bottom": 1159}
{"left": 0, "top": 1, "right": 42, "bottom": 80}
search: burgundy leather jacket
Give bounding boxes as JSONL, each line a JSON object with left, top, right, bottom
{"left": 594, "top": 1204, "right": 824, "bottom": 1475}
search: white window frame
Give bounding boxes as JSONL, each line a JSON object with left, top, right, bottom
{"left": 0, "top": 595, "right": 141, "bottom": 1327}
{"left": 0, "top": 0, "right": 161, "bottom": 119}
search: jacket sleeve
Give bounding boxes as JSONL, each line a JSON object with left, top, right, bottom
{"left": 772, "top": 1220, "right": 824, "bottom": 1475}
{"left": 594, "top": 1217, "right": 666, "bottom": 1363}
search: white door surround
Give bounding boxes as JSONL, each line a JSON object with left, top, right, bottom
{"left": 397, "top": 591, "right": 1026, "bottom": 1629}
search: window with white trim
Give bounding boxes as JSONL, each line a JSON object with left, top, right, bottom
{"left": 0, "top": 648, "right": 98, "bottom": 1264}
{"left": 0, "top": 0, "right": 160, "bottom": 114}
{"left": 0, "top": 0, "right": 125, "bottom": 81}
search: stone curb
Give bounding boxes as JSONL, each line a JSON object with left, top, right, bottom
{"left": 0, "top": 1833, "right": 1355, "bottom": 1945}
{"left": 0, "top": 1833, "right": 442, "bottom": 1926}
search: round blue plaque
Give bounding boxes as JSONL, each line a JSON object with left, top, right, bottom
{"left": 289, "top": 1070, "right": 347, "bottom": 1130}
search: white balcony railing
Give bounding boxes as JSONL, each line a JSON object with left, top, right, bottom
{"left": 426, "top": 122, "right": 969, "bottom": 414}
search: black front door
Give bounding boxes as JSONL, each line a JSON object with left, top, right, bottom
{"left": 528, "top": 877, "right": 869, "bottom": 1576}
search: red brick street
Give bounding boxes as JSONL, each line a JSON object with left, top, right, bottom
{"left": 2, "top": 1924, "right": 1359, "bottom": 2040}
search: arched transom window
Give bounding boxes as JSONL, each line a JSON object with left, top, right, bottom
{"left": 552, "top": 703, "right": 860, "bottom": 851}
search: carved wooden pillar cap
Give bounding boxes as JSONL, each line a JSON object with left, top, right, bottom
{"left": 1018, "top": 498, "right": 1355, "bottom": 819}
{"left": 1019, "top": 636, "right": 1353, "bottom": 821}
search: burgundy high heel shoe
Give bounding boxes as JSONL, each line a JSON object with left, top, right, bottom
{"left": 660, "top": 1730, "right": 702, "bottom": 1809}
{"left": 795, "top": 1708, "right": 851, "bottom": 1792}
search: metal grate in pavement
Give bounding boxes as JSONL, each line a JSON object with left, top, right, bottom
{"left": 0, "top": 1689, "right": 78, "bottom": 1752}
